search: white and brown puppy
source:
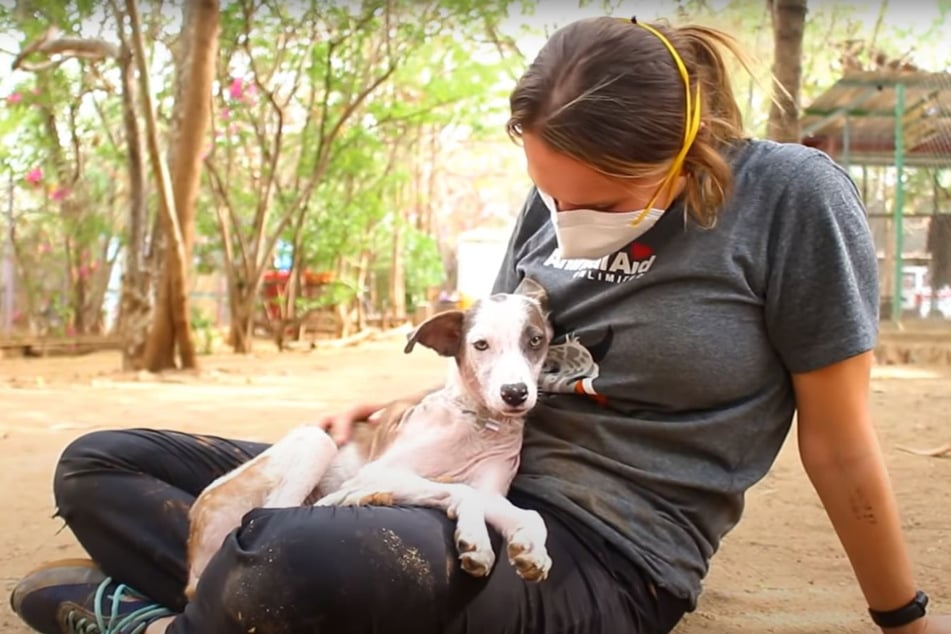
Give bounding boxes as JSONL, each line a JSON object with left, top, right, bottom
{"left": 186, "top": 277, "right": 553, "bottom": 598}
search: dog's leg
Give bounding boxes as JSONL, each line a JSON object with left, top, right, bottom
{"left": 465, "top": 466, "right": 551, "bottom": 582}
{"left": 315, "top": 468, "right": 497, "bottom": 577}
{"left": 186, "top": 425, "right": 338, "bottom": 597}
{"left": 480, "top": 494, "right": 552, "bottom": 582}
{"left": 442, "top": 485, "right": 496, "bottom": 578}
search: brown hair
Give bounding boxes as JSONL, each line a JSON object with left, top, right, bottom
{"left": 507, "top": 17, "right": 753, "bottom": 227}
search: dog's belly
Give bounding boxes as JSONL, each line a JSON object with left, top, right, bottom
{"left": 374, "top": 424, "right": 523, "bottom": 487}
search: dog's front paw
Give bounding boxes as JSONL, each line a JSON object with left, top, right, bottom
{"left": 454, "top": 525, "right": 495, "bottom": 577}
{"left": 506, "top": 518, "right": 552, "bottom": 582}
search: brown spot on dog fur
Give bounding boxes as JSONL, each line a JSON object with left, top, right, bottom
{"left": 359, "top": 492, "right": 394, "bottom": 506}
{"left": 186, "top": 455, "right": 278, "bottom": 599}
{"left": 358, "top": 400, "right": 418, "bottom": 461}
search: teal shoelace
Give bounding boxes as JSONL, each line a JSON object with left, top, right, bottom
{"left": 64, "top": 577, "right": 174, "bottom": 634}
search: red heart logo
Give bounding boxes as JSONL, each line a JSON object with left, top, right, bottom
{"left": 630, "top": 243, "right": 654, "bottom": 260}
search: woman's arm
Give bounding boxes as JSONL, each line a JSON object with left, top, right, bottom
{"left": 792, "top": 350, "right": 939, "bottom": 633}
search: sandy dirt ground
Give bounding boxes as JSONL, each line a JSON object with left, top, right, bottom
{"left": 1, "top": 331, "right": 949, "bottom": 633}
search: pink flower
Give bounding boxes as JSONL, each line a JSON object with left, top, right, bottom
{"left": 6, "top": 92, "right": 22, "bottom": 105}
{"left": 24, "top": 168, "right": 43, "bottom": 186}
{"left": 229, "top": 78, "right": 245, "bottom": 100}
{"left": 228, "top": 78, "right": 257, "bottom": 105}
{"left": 221, "top": 106, "right": 231, "bottom": 119}
{"left": 50, "top": 187, "right": 70, "bottom": 201}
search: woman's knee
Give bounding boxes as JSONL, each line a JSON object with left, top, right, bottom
{"left": 192, "top": 505, "right": 458, "bottom": 632}
{"left": 53, "top": 429, "right": 145, "bottom": 513}
{"left": 238, "top": 504, "right": 455, "bottom": 595}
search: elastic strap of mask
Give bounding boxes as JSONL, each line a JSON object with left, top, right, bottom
{"left": 618, "top": 17, "right": 702, "bottom": 219}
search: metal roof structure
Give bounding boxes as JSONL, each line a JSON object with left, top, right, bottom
{"left": 800, "top": 69, "right": 951, "bottom": 168}
{"left": 798, "top": 69, "right": 951, "bottom": 322}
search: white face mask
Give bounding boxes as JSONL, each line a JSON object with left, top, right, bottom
{"left": 537, "top": 189, "right": 666, "bottom": 260}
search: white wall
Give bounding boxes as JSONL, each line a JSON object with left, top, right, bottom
{"left": 455, "top": 227, "right": 511, "bottom": 301}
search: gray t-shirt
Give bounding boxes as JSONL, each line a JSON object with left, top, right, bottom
{"left": 492, "top": 139, "right": 879, "bottom": 607}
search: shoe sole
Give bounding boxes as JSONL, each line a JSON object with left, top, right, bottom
{"left": 9, "top": 558, "right": 103, "bottom": 615}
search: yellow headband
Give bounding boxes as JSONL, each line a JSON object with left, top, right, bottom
{"left": 616, "top": 17, "right": 702, "bottom": 215}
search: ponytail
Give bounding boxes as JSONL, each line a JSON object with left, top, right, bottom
{"left": 673, "top": 24, "right": 755, "bottom": 226}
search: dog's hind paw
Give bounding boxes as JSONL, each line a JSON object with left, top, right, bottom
{"left": 506, "top": 525, "right": 552, "bottom": 582}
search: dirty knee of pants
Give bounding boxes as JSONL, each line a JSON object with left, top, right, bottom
{"left": 177, "top": 504, "right": 465, "bottom": 634}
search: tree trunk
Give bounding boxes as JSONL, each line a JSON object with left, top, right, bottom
{"left": 275, "top": 209, "right": 310, "bottom": 349}
{"left": 878, "top": 167, "right": 895, "bottom": 315}
{"left": 927, "top": 215, "right": 951, "bottom": 291}
{"left": 2, "top": 173, "right": 14, "bottom": 332}
{"left": 36, "top": 98, "right": 86, "bottom": 334}
{"left": 766, "top": 0, "right": 807, "bottom": 142}
{"left": 115, "top": 33, "right": 152, "bottom": 370}
{"left": 135, "top": 0, "right": 219, "bottom": 371}
{"left": 229, "top": 291, "right": 256, "bottom": 354}
{"left": 390, "top": 209, "right": 406, "bottom": 326}
{"left": 355, "top": 251, "right": 370, "bottom": 332}
{"left": 11, "top": 23, "right": 136, "bottom": 337}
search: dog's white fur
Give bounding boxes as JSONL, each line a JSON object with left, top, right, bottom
{"left": 185, "top": 278, "right": 553, "bottom": 598}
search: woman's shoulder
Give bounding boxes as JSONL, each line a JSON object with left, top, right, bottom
{"left": 721, "top": 139, "right": 864, "bottom": 230}
{"left": 730, "top": 138, "right": 853, "bottom": 192}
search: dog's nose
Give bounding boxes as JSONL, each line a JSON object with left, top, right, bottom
{"left": 500, "top": 383, "right": 529, "bottom": 406}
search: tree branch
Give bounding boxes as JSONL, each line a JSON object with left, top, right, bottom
{"left": 204, "top": 156, "right": 250, "bottom": 275}
{"left": 125, "top": 0, "right": 187, "bottom": 269}
{"left": 239, "top": 0, "right": 286, "bottom": 270}
{"left": 11, "top": 26, "right": 119, "bottom": 70}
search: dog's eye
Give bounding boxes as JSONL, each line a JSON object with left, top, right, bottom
{"left": 472, "top": 340, "right": 489, "bottom": 351}
{"left": 529, "top": 335, "right": 544, "bottom": 348}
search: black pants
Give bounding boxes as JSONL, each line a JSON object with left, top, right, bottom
{"left": 52, "top": 428, "right": 689, "bottom": 633}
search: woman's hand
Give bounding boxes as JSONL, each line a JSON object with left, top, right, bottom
{"left": 316, "top": 402, "right": 385, "bottom": 445}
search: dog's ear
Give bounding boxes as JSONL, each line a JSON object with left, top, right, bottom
{"left": 404, "top": 310, "right": 465, "bottom": 357}
{"left": 513, "top": 276, "right": 549, "bottom": 312}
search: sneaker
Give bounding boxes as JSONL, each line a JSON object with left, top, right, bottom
{"left": 9, "top": 558, "right": 175, "bottom": 634}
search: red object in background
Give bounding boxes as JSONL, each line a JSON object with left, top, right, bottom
{"left": 260, "top": 270, "right": 334, "bottom": 321}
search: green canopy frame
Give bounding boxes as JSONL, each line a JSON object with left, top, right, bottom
{"left": 800, "top": 69, "right": 951, "bottom": 322}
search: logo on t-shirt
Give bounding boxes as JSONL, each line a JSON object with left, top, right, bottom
{"left": 543, "top": 242, "right": 656, "bottom": 284}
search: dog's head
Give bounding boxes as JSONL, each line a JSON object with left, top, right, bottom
{"left": 404, "top": 277, "right": 552, "bottom": 418}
